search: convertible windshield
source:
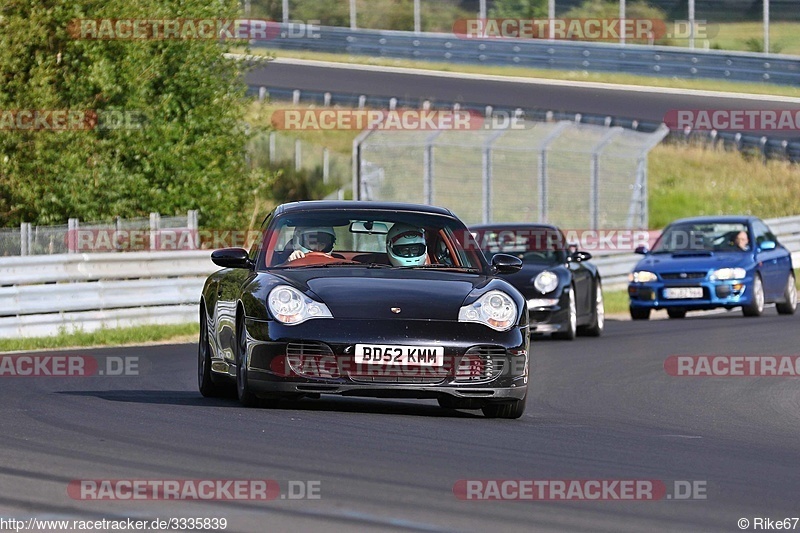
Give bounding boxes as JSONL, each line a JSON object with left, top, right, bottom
{"left": 260, "top": 210, "right": 487, "bottom": 270}
{"left": 472, "top": 227, "right": 567, "bottom": 264}
{"left": 652, "top": 222, "right": 750, "bottom": 253}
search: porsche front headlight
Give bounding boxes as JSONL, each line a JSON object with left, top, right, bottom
{"left": 533, "top": 271, "right": 559, "bottom": 294}
{"left": 458, "top": 290, "right": 518, "bottom": 331}
{"left": 629, "top": 270, "right": 658, "bottom": 283}
{"left": 710, "top": 267, "right": 746, "bottom": 281}
{"left": 268, "top": 285, "right": 332, "bottom": 325}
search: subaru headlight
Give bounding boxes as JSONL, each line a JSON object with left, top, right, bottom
{"left": 710, "top": 267, "right": 746, "bottom": 281}
{"left": 629, "top": 270, "right": 658, "bottom": 283}
{"left": 533, "top": 271, "right": 559, "bottom": 294}
{"left": 268, "top": 285, "right": 332, "bottom": 325}
{"left": 459, "top": 290, "right": 518, "bottom": 331}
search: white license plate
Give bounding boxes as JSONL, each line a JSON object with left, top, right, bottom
{"left": 355, "top": 344, "right": 444, "bottom": 367}
{"left": 664, "top": 287, "right": 703, "bottom": 299}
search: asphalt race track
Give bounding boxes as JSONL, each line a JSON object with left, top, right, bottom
{"left": 2, "top": 309, "right": 799, "bottom": 532}
{"left": 247, "top": 60, "right": 800, "bottom": 140}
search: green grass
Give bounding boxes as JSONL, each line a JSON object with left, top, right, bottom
{"left": 238, "top": 48, "right": 800, "bottom": 99}
{"left": 0, "top": 323, "right": 199, "bottom": 353}
{"left": 707, "top": 22, "right": 800, "bottom": 55}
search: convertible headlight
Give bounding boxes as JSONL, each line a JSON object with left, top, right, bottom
{"left": 710, "top": 267, "right": 746, "bottom": 281}
{"left": 629, "top": 270, "right": 658, "bottom": 283}
{"left": 533, "top": 271, "right": 559, "bottom": 294}
{"left": 268, "top": 285, "right": 332, "bottom": 325}
{"left": 458, "top": 290, "right": 518, "bottom": 331}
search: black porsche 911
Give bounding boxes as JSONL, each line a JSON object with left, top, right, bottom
{"left": 470, "top": 224, "right": 604, "bottom": 340}
{"left": 198, "top": 201, "right": 530, "bottom": 418}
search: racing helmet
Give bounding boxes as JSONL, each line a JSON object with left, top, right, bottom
{"left": 387, "top": 223, "right": 427, "bottom": 267}
{"left": 294, "top": 226, "right": 336, "bottom": 253}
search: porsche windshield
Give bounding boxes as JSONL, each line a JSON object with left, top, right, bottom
{"left": 652, "top": 222, "right": 750, "bottom": 253}
{"left": 261, "top": 210, "right": 487, "bottom": 270}
{"left": 472, "top": 227, "right": 567, "bottom": 264}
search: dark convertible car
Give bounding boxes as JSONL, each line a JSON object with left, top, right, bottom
{"left": 198, "top": 201, "right": 530, "bottom": 418}
{"left": 470, "top": 224, "right": 604, "bottom": 340}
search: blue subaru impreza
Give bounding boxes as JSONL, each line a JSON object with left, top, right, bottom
{"left": 628, "top": 216, "right": 796, "bottom": 319}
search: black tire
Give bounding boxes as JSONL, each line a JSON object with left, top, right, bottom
{"left": 667, "top": 309, "right": 686, "bottom": 319}
{"left": 776, "top": 274, "right": 797, "bottom": 315}
{"left": 630, "top": 307, "right": 651, "bottom": 320}
{"left": 552, "top": 286, "right": 577, "bottom": 340}
{"left": 481, "top": 393, "right": 527, "bottom": 419}
{"left": 198, "top": 306, "right": 225, "bottom": 398}
{"left": 742, "top": 274, "right": 765, "bottom": 317}
{"left": 235, "top": 313, "right": 259, "bottom": 407}
{"left": 578, "top": 281, "right": 604, "bottom": 337}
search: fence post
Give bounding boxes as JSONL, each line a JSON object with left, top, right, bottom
{"left": 538, "top": 121, "right": 573, "bottom": 224}
{"left": 424, "top": 130, "right": 443, "bottom": 205}
{"left": 295, "top": 139, "right": 302, "bottom": 171}
{"left": 589, "top": 127, "right": 624, "bottom": 230}
{"left": 149, "top": 212, "right": 160, "bottom": 251}
{"left": 20, "top": 222, "right": 30, "bottom": 256}
{"left": 482, "top": 129, "right": 507, "bottom": 224}
{"left": 269, "top": 131, "right": 276, "bottom": 163}
{"left": 115, "top": 216, "right": 122, "bottom": 252}
{"left": 323, "top": 148, "right": 330, "bottom": 184}
{"left": 68, "top": 218, "right": 79, "bottom": 254}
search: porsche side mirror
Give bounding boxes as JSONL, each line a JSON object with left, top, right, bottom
{"left": 568, "top": 251, "right": 592, "bottom": 262}
{"left": 211, "top": 248, "right": 253, "bottom": 269}
{"left": 759, "top": 240, "right": 777, "bottom": 251}
{"left": 491, "top": 253, "right": 523, "bottom": 274}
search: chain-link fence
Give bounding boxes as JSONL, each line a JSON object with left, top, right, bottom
{"left": 249, "top": 131, "right": 351, "bottom": 197}
{"left": 0, "top": 211, "right": 198, "bottom": 256}
{"left": 356, "top": 119, "right": 669, "bottom": 229}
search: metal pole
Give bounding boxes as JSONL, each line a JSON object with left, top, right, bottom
{"left": 482, "top": 130, "right": 507, "bottom": 224}
{"left": 688, "top": 0, "right": 695, "bottom": 49}
{"left": 149, "top": 213, "right": 160, "bottom": 251}
{"left": 423, "top": 131, "right": 443, "bottom": 205}
{"left": 414, "top": 0, "right": 421, "bottom": 34}
{"left": 479, "top": 0, "right": 486, "bottom": 20}
{"left": 538, "top": 121, "right": 573, "bottom": 224}
{"left": 619, "top": 0, "right": 626, "bottom": 45}
{"left": 295, "top": 139, "right": 302, "bottom": 171}
{"left": 548, "top": 0, "right": 555, "bottom": 41}
{"left": 282, "top": 0, "right": 289, "bottom": 24}
{"left": 350, "top": 0, "right": 357, "bottom": 30}
{"left": 589, "top": 128, "right": 624, "bottom": 230}
{"left": 323, "top": 148, "right": 330, "bottom": 184}
{"left": 269, "top": 132, "right": 276, "bottom": 163}
{"left": 764, "top": 0, "right": 770, "bottom": 54}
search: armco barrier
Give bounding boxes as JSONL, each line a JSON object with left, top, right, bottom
{"left": 0, "top": 251, "right": 216, "bottom": 338}
{"left": 255, "top": 25, "right": 800, "bottom": 86}
{"left": 1, "top": 216, "right": 799, "bottom": 338}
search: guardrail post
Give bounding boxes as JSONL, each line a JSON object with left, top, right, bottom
{"left": 292, "top": 89, "right": 300, "bottom": 105}
{"left": 295, "top": 139, "right": 302, "bottom": 171}
{"left": 258, "top": 87, "right": 267, "bottom": 102}
{"left": 150, "top": 213, "right": 160, "bottom": 251}
{"left": 68, "top": 218, "right": 79, "bottom": 254}
{"left": 323, "top": 148, "right": 330, "bottom": 183}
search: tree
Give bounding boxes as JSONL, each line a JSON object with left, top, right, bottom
{"left": 0, "top": 0, "right": 251, "bottom": 228}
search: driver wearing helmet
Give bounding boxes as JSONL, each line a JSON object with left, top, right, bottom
{"left": 387, "top": 223, "right": 428, "bottom": 267}
{"left": 288, "top": 226, "right": 337, "bottom": 261}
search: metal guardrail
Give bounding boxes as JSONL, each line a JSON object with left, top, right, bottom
{"left": 255, "top": 25, "right": 800, "bottom": 86}
{"left": 251, "top": 86, "right": 800, "bottom": 163}
{"left": 1, "top": 215, "right": 799, "bottom": 337}
{"left": 0, "top": 251, "right": 216, "bottom": 338}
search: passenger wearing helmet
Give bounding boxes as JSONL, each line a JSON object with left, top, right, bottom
{"left": 288, "top": 226, "right": 337, "bottom": 261}
{"left": 387, "top": 223, "right": 428, "bottom": 267}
